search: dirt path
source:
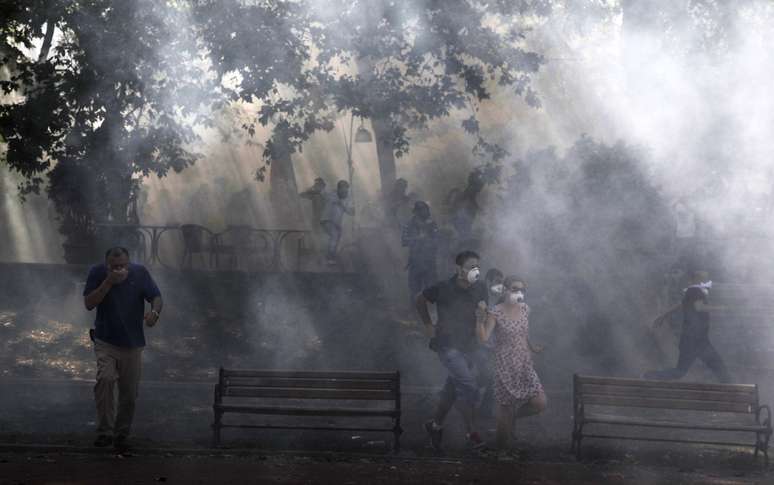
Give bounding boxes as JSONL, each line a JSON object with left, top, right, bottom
{"left": 0, "top": 449, "right": 767, "bottom": 485}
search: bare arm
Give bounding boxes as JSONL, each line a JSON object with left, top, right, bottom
{"left": 144, "top": 295, "right": 164, "bottom": 327}
{"left": 477, "top": 311, "right": 496, "bottom": 343}
{"left": 415, "top": 293, "right": 434, "bottom": 338}
{"left": 151, "top": 296, "right": 164, "bottom": 313}
{"left": 653, "top": 302, "right": 682, "bottom": 328}
{"left": 84, "top": 268, "right": 126, "bottom": 310}
{"left": 528, "top": 337, "right": 544, "bottom": 353}
{"left": 84, "top": 279, "right": 113, "bottom": 311}
{"left": 695, "top": 300, "right": 726, "bottom": 313}
{"left": 151, "top": 295, "right": 163, "bottom": 315}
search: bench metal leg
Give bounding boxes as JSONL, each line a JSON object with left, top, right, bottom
{"left": 754, "top": 431, "right": 771, "bottom": 467}
{"left": 212, "top": 411, "right": 222, "bottom": 448}
{"left": 393, "top": 419, "right": 403, "bottom": 453}
{"left": 572, "top": 423, "right": 584, "bottom": 460}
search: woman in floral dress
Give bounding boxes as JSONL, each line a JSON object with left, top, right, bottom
{"left": 476, "top": 276, "right": 546, "bottom": 452}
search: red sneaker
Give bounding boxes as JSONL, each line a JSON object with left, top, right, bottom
{"left": 466, "top": 431, "right": 486, "bottom": 450}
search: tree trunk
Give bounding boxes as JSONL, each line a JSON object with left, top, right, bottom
{"left": 370, "top": 116, "right": 396, "bottom": 193}
{"left": 38, "top": 20, "right": 55, "bottom": 62}
{"left": 269, "top": 138, "right": 303, "bottom": 228}
{"left": 105, "top": 174, "right": 132, "bottom": 224}
{"left": 355, "top": 55, "right": 397, "bottom": 194}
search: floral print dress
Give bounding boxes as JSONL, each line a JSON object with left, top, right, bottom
{"left": 489, "top": 304, "right": 544, "bottom": 406}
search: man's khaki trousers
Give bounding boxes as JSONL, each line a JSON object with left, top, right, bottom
{"left": 93, "top": 339, "right": 142, "bottom": 438}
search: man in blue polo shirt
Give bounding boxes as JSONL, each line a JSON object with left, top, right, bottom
{"left": 83, "top": 247, "right": 163, "bottom": 451}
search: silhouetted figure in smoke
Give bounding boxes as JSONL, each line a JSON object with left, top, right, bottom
{"left": 672, "top": 198, "right": 697, "bottom": 264}
{"left": 385, "top": 177, "right": 412, "bottom": 230}
{"left": 448, "top": 171, "right": 485, "bottom": 245}
{"left": 477, "top": 276, "right": 546, "bottom": 457}
{"left": 83, "top": 247, "right": 163, "bottom": 452}
{"left": 300, "top": 177, "right": 327, "bottom": 252}
{"left": 659, "top": 264, "right": 685, "bottom": 318}
{"left": 644, "top": 270, "right": 731, "bottom": 383}
{"left": 300, "top": 177, "right": 327, "bottom": 222}
{"left": 416, "top": 250, "right": 488, "bottom": 451}
{"left": 402, "top": 201, "right": 439, "bottom": 303}
{"left": 320, "top": 180, "right": 354, "bottom": 264}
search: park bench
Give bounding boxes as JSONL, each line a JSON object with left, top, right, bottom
{"left": 572, "top": 374, "right": 772, "bottom": 464}
{"left": 212, "top": 368, "right": 402, "bottom": 451}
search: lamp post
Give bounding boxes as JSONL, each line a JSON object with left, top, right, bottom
{"left": 341, "top": 114, "right": 373, "bottom": 233}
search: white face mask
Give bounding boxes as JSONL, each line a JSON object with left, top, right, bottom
{"left": 490, "top": 284, "right": 504, "bottom": 296}
{"left": 508, "top": 291, "right": 524, "bottom": 304}
{"left": 466, "top": 268, "right": 481, "bottom": 284}
{"left": 683, "top": 280, "right": 712, "bottom": 296}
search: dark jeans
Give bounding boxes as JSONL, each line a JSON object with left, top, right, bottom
{"left": 476, "top": 347, "right": 496, "bottom": 417}
{"left": 321, "top": 221, "right": 341, "bottom": 260}
{"left": 437, "top": 347, "right": 482, "bottom": 406}
{"left": 644, "top": 332, "right": 730, "bottom": 383}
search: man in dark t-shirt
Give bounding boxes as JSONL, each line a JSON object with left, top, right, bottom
{"left": 644, "top": 270, "right": 730, "bottom": 382}
{"left": 83, "top": 247, "right": 163, "bottom": 451}
{"left": 416, "top": 250, "right": 488, "bottom": 450}
{"left": 300, "top": 178, "right": 327, "bottom": 252}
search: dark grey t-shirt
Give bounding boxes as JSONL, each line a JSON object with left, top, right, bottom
{"left": 423, "top": 276, "right": 487, "bottom": 352}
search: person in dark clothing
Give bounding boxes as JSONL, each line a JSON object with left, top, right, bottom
{"left": 300, "top": 178, "right": 327, "bottom": 214}
{"left": 300, "top": 177, "right": 328, "bottom": 225}
{"left": 416, "top": 250, "right": 488, "bottom": 451}
{"left": 83, "top": 247, "right": 163, "bottom": 451}
{"left": 300, "top": 178, "right": 327, "bottom": 253}
{"left": 385, "top": 178, "right": 411, "bottom": 230}
{"left": 644, "top": 270, "right": 730, "bottom": 383}
{"left": 449, "top": 171, "right": 485, "bottom": 242}
{"left": 402, "top": 201, "right": 439, "bottom": 302}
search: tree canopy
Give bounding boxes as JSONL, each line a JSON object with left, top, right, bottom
{"left": 1, "top": 0, "right": 752, "bottom": 258}
{"left": 1, "top": 0, "right": 208, "bottom": 240}
{"left": 194, "top": 0, "right": 550, "bottom": 186}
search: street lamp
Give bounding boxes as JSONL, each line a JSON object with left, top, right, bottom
{"left": 355, "top": 119, "right": 373, "bottom": 143}
{"left": 342, "top": 114, "right": 373, "bottom": 232}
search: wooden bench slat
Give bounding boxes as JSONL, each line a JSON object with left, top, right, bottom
{"left": 571, "top": 374, "right": 771, "bottom": 462}
{"left": 222, "top": 369, "right": 399, "bottom": 380}
{"left": 582, "top": 394, "right": 754, "bottom": 413}
{"left": 576, "top": 375, "right": 757, "bottom": 394}
{"left": 215, "top": 404, "right": 399, "bottom": 417}
{"left": 219, "top": 424, "right": 395, "bottom": 432}
{"left": 224, "top": 386, "right": 397, "bottom": 400}
{"left": 584, "top": 413, "right": 767, "bottom": 432}
{"left": 581, "top": 433, "right": 759, "bottom": 449}
{"left": 580, "top": 384, "right": 758, "bottom": 404}
{"left": 213, "top": 368, "right": 402, "bottom": 450}
{"left": 224, "top": 378, "right": 396, "bottom": 390}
